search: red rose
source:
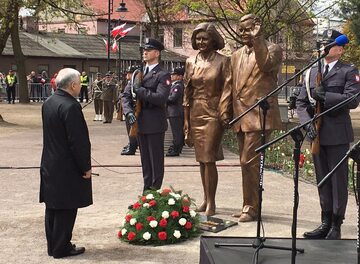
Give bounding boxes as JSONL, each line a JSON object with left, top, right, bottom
{"left": 159, "top": 218, "right": 167, "bottom": 227}
{"left": 127, "top": 231, "right": 136, "bottom": 241}
{"left": 149, "top": 200, "right": 157, "bottom": 207}
{"left": 171, "top": 211, "right": 179, "bottom": 219}
{"left": 125, "top": 214, "right": 132, "bottom": 222}
{"left": 161, "top": 188, "right": 171, "bottom": 196}
{"left": 141, "top": 196, "right": 147, "bottom": 202}
{"left": 117, "top": 230, "right": 122, "bottom": 238}
{"left": 182, "top": 206, "right": 190, "bottom": 213}
{"left": 185, "top": 221, "right": 192, "bottom": 230}
{"left": 158, "top": 231, "right": 167, "bottom": 241}
{"left": 133, "top": 202, "right": 141, "bottom": 209}
{"left": 135, "top": 222, "right": 143, "bottom": 231}
{"left": 147, "top": 216, "right": 156, "bottom": 222}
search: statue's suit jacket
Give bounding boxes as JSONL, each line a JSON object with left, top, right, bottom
{"left": 220, "top": 37, "right": 283, "bottom": 132}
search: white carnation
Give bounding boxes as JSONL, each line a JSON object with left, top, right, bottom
{"left": 173, "top": 230, "right": 181, "bottom": 239}
{"left": 146, "top": 194, "right": 154, "bottom": 200}
{"left": 178, "top": 218, "right": 187, "bottom": 226}
{"left": 121, "top": 218, "right": 126, "bottom": 226}
{"left": 149, "top": 220, "right": 158, "bottom": 228}
{"left": 121, "top": 228, "right": 127, "bottom": 236}
{"left": 143, "top": 232, "right": 151, "bottom": 240}
{"left": 143, "top": 203, "right": 150, "bottom": 208}
{"left": 162, "top": 211, "right": 170, "bottom": 219}
{"left": 130, "top": 218, "right": 137, "bottom": 225}
{"left": 190, "top": 210, "right": 197, "bottom": 218}
{"left": 168, "top": 198, "right": 176, "bottom": 205}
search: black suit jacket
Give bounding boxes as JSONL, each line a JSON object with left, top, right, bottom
{"left": 40, "top": 89, "right": 92, "bottom": 209}
{"left": 296, "top": 61, "right": 360, "bottom": 145}
{"left": 122, "top": 64, "right": 171, "bottom": 134}
{"left": 167, "top": 80, "right": 184, "bottom": 117}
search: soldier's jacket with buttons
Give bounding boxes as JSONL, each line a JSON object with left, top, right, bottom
{"left": 167, "top": 80, "right": 184, "bottom": 118}
{"left": 100, "top": 80, "right": 117, "bottom": 102}
{"left": 122, "top": 64, "right": 171, "bottom": 134}
{"left": 296, "top": 61, "right": 360, "bottom": 145}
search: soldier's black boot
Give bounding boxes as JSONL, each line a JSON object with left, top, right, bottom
{"left": 122, "top": 145, "right": 136, "bottom": 155}
{"left": 120, "top": 144, "right": 130, "bottom": 155}
{"left": 303, "top": 211, "right": 332, "bottom": 239}
{"left": 166, "top": 145, "right": 180, "bottom": 157}
{"left": 325, "top": 214, "right": 343, "bottom": 240}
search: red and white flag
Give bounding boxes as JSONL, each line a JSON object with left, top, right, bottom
{"left": 117, "top": 25, "right": 135, "bottom": 38}
{"left": 112, "top": 40, "right": 118, "bottom": 52}
{"left": 103, "top": 38, "right": 108, "bottom": 53}
{"left": 111, "top": 23, "right": 127, "bottom": 38}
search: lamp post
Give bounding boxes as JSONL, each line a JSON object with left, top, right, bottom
{"left": 107, "top": 0, "right": 111, "bottom": 72}
{"left": 116, "top": 0, "right": 128, "bottom": 82}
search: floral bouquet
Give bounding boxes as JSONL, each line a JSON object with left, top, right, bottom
{"left": 118, "top": 187, "right": 201, "bottom": 245}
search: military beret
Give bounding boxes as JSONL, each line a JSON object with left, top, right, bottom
{"left": 170, "top": 66, "right": 185, "bottom": 76}
{"left": 143, "top": 38, "right": 164, "bottom": 51}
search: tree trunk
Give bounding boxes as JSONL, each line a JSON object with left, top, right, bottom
{"left": 10, "top": 1, "right": 29, "bottom": 104}
{"left": 0, "top": 1, "right": 17, "bottom": 55}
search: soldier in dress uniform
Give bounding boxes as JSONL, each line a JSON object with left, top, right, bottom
{"left": 122, "top": 38, "right": 171, "bottom": 192}
{"left": 91, "top": 72, "right": 103, "bottom": 121}
{"left": 297, "top": 29, "right": 360, "bottom": 240}
{"left": 120, "top": 65, "right": 140, "bottom": 155}
{"left": 166, "top": 66, "right": 185, "bottom": 157}
{"left": 101, "top": 72, "right": 117, "bottom": 124}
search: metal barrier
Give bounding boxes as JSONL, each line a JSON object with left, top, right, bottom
{"left": 0, "top": 83, "right": 54, "bottom": 102}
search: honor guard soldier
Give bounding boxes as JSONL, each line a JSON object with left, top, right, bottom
{"left": 79, "top": 71, "right": 89, "bottom": 103}
{"left": 91, "top": 72, "right": 103, "bottom": 121}
{"left": 122, "top": 38, "right": 171, "bottom": 192}
{"left": 166, "top": 66, "right": 185, "bottom": 157}
{"left": 101, "top": 72, "right": 117, "bottom": 123}
{"left": 297, "top": 29, "right": 360, "bottom": 239}
{"left": 120, "top": 65, "right": 140, "bottom": 155}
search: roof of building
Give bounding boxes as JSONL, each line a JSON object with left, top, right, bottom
{"left": 2, "top": 31, "right": 187, "bottom": 62}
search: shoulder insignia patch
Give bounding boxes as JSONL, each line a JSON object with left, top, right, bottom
{"left": 356, "top": 74, "right": 360, "bottom": 82}
{"left": 174, "top": 88, "right": 178, "bottom": 92}
{"left": 166, "top": 79, "right": 171, "bottom": 85}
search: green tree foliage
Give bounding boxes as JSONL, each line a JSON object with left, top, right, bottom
{"left": 342, "top": 22, "right": 360, "bottom": 67}
{"left": 338, "top": 0, "right": 360, "bottom": 44}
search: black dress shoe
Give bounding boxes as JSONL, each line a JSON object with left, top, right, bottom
{"left": 121, "top": 148, "right": 136, "bottom": 155}
{"left": 53, "top": 246, "right": 85, "bottom": 259}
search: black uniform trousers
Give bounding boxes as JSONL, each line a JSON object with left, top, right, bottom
{"left": 126, "top": 121, "right": 138, "bottom": 150}
{"left": 138, "top": 132, "right": 165, "bottom": 192}
{"left": 79, "top": 85, "right": 88, "bottom": 102}
{"left": 45, "top": 207, "right": 78, "bottom": 257}
{"left": 6, "top": 86, "right": 15, "bottom": 103}
{"left": 169, "top": 116, "right": 184, "bottom": 147}
{"left": 313, "top": 143, "right": 349, "bottom": 217}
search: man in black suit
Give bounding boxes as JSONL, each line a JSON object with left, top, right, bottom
{"left": 297, "top": 29, "right": 360, "bottom": 240}
{"left": 40, "top": 68, "right": 92, "bottom": 258}
{"left": 166, "top": 66, "right": 185, "bottom": 156}
{"left": 122, "top": 38, "right": 171, "bottom": 192}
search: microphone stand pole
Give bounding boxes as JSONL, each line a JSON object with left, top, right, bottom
{"left": 256, "top": 91, "right": 360, "bottom": 263}
{"left": 317, "top": 140, "right": 360, "bottom": 264}
{"left": 214, "top": 49, "right": 327, "bottom": 264}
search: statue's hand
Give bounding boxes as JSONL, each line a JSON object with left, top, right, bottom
{"left": 250, "top": 22, "right": 262, "bottom": 39}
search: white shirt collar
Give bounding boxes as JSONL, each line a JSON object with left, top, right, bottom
{"left": 145, "top": 63, "right": 158, "bottom": 73}
{"left": 324, "top": 60, "right": 338, "bottom": 73}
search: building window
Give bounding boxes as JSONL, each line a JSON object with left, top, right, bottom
{"left": 173, "top": 28, "right": 183, "bottom": 48}
{"left": 158, "top": 28, "right": 164, "bottom": 44}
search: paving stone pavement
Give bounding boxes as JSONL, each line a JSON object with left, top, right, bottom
{"left": 0, "top": 103, "right": 357, "bottom": 264}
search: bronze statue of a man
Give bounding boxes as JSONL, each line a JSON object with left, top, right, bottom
{"left": 220, "top": 14, "right": 283, "bottom": 222}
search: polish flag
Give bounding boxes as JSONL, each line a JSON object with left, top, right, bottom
{"left": 112, "top": 40, "right": 118, "bottom": 52}
{"left": 117, "top": 25, "right": 135, "bottom": 38}
{"left": 103, "top": 38, "right": 108, "bottom": 53}
{"left": 111, "top": 23, "right": 127, "bottom": 38}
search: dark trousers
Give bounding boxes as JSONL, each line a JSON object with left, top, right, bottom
{"left": 126, "top": 120, "right": 138, "bottom": 149}
{"left": 45, "top": 207, "right": 77, "bottom": 257}
{"left": 103, "top": 101, "right": 114, "bottom": 122}
{"left": 313, "top": 144, "right": 349, "bottom": 216}
{"left": 169, "top": 116, "right": 184, "bottom": 146}
{"left": 79, "top": 86, "right": 88, "bottom": 102}
{"left": 94, "top": 99, "right": 103, "bottom": 114}
{"left": 138, "top": 132, "right": 165, "bottom": 192}
{"left": 6, "top": 86, "right": 15, "bottom": 103}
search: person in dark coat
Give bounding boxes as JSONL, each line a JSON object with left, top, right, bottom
{"left": 122, "top": 38, "right": 171, "bottom": 192}
{"left": 296, "top": 29, "right": 360, "bottom": 240}
{"left": 166, "top": 66, "right": 185, "bottom": 156}
{"left": 120, "top": 65, "right": 140, "bottom": 155}
{"left": 40, "top": 68, "right": 92, "bottom": 258}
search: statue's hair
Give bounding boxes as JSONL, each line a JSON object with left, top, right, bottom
{"left": 191, "top": 22, "right": 225, "bottom": 50}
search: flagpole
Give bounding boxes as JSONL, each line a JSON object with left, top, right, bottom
{"left": 107, "top": 0, "right": 111, "bottom": 72}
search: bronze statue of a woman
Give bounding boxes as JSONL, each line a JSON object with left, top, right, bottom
{"left": 183, "top": 22, "right": 231, "bottom": 216}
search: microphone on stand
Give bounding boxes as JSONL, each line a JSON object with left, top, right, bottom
{"left": 318, "top": 34, "right": 349, "bottom": 53}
